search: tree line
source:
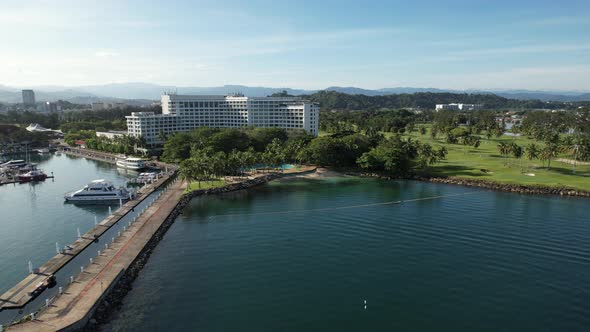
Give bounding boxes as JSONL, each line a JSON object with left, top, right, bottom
{"left": 172, "top": 127, "right": 447, "bottom": 186}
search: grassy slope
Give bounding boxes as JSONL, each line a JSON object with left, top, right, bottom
{"left": 400, "top": 128, "right": 590, "bottom": 191}
{"left": 185, "top": 179, "right": 226, "bottom": 193}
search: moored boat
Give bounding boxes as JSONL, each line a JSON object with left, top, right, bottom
{"left": 0, "top": 159, "right": 27, "bottom": 169}
{"left": 64, "top": 179, "right": 133, "bottom": 202}
{"left": 18, "top": 169, "right": 48, "bottom": 182}
{"left": 116, "top": 157, "right": 146, "bottom": 170}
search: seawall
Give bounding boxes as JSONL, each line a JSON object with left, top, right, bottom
{"left": 350, "top": 171, "right": 590, "bottom": 198}
{"left": 76, "top": 173, "right": 285, "bottom": 330}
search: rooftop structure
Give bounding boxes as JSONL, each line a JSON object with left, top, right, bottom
{"left": 435, "top": 103, "right": 483, "bottom": 112}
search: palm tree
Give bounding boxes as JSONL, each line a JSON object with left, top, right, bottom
{"left": 541, "top": 143, "right": 560, "bottom": 169}
{"left": 497, "top": 142, "right": 510, "bottom": 166}
{"left": 510, "top": 143, "right": 523, "bottom": 171}
{"left": 525, "top": 143, "right": 540, "bottom": 161}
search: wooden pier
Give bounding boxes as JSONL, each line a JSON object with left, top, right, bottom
{"left": 0, "top": 171, "right": 174, "bottom": 312}
{"left": 6, "top": 177, "right": 187, "bottom": 332}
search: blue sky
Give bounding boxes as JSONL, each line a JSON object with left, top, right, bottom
{"left": 2, "top": 0, "right": 590, "bottom": 91}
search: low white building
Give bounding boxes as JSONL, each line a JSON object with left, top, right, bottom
{"left": 435, "top": 103, "right": 483, "bottom": 111}
{"left": 126, "top": 94, "right": 319, "bottom": 145}
{"left": 96, "top": 131, "right": 127, "bottom": 139}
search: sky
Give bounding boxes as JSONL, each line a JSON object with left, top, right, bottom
{"left": 1, "top": 0, "right": 590, "bottom": 91}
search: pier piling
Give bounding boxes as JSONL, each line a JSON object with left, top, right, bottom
{"left": 28, "top": 261, "right": 33, "bottom": 274}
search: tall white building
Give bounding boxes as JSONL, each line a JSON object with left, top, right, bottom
{"left": 126, "top": 94, "right": 319, "bottom": 145}
{"left": 435, "top": 103, "right": 482, "bottom": 112}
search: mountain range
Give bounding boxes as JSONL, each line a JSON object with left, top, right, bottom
{"left": 0, "top": 83, "right": 589, "bottom": 104}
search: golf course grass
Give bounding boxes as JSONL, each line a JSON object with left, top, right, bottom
{"left": 403, "top": 129, "right": 590, "bottom": 191}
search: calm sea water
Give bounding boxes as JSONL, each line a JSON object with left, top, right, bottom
{"left": 106, "top": 176, "right": 590, "bottom": 332}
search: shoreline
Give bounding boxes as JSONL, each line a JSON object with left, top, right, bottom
{"left": 72, "top": 165, "right": 587, "bottom": 330}
{"left": 345, "top": 170, "right": 590, "bottom": 198}
{"left": 78, "top": 173, "right": 287, "bottom": 331}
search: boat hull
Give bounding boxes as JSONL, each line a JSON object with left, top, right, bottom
{"left": 64, "top": 195, "right": 130, "bottom": 202}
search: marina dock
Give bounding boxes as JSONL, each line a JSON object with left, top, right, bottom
{"left": 5, "top": 177, "right": 187, "bottom": 331}
{"left": 0, "top": 171, "right": 174, "bottom": 312}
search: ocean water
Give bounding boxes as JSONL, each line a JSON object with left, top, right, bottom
{"left": 107, "top": 176, "right": 590, "bottom": 332}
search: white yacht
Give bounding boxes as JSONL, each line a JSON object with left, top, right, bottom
{"left": 64, "top": 179, "right": 133, "bottom": 202}
{"left": 0, "top": 160, "right": 27, "bottom": 169}
{"left": 136, "top": 172, "right": 158, "bottom": 184}
{"left": 116, "top": 157, "right": 146, "bottom": 170}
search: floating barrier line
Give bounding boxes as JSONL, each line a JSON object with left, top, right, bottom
{"left": 209, "top": 191, "right": 484, "bottom": 219}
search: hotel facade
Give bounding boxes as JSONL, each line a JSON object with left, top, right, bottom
{"left": 126, "top": 94, "right": 320, "bottom": 145}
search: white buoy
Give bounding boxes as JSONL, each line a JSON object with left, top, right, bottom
{"left": 30, "top": 312, "right": 35, "bottom": 320}
{"left": 70, "top": 276, "right": 74, "bottom": 283}
{"left": 80, "top": 266, "right": 84, "bottom": 273}
{"left": 56, "top": 242, "right": 60, "bottom": 254}
{"left": 119, "top": 198, "right": 123, "bottom": 208}
{"left": 108, "top": 206, "right": 112, "bottom": 215}
{"left": 117, "top": 231, "right": 121, "bottom": 238}
{"left": 98, "top": 250, "right": 101, "bottom": 256}
{"left": 112, "top": 237, "right": 115, "bottom": 243}
{"left": 77, "top": 228, "right": 81, "bottom": 239}
{"left": 94, "top": 215, "right": 98, "bottom": 225}
{"left": 28, "top": 261, "right": 33, "bottom": 274}
{"left": 58, "top": 287, "right": 63, "bottom": 295}
{"left": 45, "top": 298, "right": 49, "bottom": 307}
{"left": 89, "top": 258, "right": 93, "bottom": 264}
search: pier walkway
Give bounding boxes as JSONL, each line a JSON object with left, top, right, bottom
{"left": 0, "top": 171, "right": 174, "bottom": 312}
{"left": 56, "top": 146, "right": 176, "bottom": 171}
{"left": 5, "top": 178, "right": 186, "bottom": 332}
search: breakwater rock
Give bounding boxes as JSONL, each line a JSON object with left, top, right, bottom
{"left": 415, "top": 176, "right": 590, "bottom": 198}
{"left": 348, "top": 171, "right": 590, "bottom": 198}
{"left": 78, "top": 173, "right": 281, "bottom": 331}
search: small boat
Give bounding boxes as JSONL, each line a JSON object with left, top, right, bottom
{"left": 28, "top": 275, "right": 56, "bottom": 298}
{"left": 116, "top": 157, "right": 146, "bottom": 170}
{"left": 0, "top": 159, "right": 27, "bottom": 169}
{"left": 136, "top": 172, "right": 159, "bottom": 184}
{"left": 18, "top": 169, "right": 48, "bottom": 182}
{"left": 35, "top": 148, "right": 50, "bottom": 154}
{"left": 65, "top": 179, "right": 133, "bottom": 202}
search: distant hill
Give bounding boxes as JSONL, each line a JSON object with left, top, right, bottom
{"left": 304, "top": 90, "right": 577, "bottom": 111}
{"left": 0, "top": 83, "right": 589, "bottom": 104}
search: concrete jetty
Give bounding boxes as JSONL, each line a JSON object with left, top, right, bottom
{"left": 0, "top": 171, "right": 174, "bottom": 312}
{"left": 1, "top": 148, "right": 316, "bottom": 331}
{"left": 5, "top": 178, "right": 187, "bottom": 332}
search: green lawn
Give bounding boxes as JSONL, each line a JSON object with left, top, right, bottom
{"left": 399, "top": 128, "right": 590, "bottom": 191}
{"left": 185, "top": 179, "right": 226, "bottom": 193}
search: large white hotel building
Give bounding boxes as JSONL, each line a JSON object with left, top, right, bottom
{"left": 126, "top": 94, "right": 320, "bottom": 145}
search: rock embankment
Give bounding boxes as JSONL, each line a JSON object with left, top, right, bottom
{"left": 79, "top": 173, "right": 281, "bottom": 331}
{"left": 415, "top": 176, "right": 590, "bottom": 197}
{"left": 349, "top": 171, "right": 590, "bottom": 198}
